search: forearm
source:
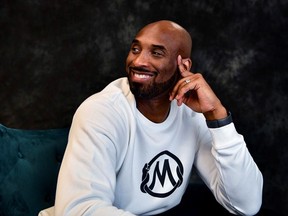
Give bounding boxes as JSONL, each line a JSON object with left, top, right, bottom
{"left": 209, "top": 123, "right": 263, "bottom": 215}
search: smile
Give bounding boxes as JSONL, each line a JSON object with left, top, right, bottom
{"left": 131, "top": 72, "right": 154, "bottom": 83}
{"left": 130, "top": 67, "right": 157, "bottom": 83}
{"left": 134, "top": 73, "right": 152, "bottom": 79}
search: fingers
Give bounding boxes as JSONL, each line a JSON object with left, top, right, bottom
{"left": 169, "top": 76, "right": 197, "bottom": 106}
{"left": 169, "top": 75, "right": 190, "bottom": 103}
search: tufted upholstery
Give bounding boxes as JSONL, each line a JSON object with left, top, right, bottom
{"left": 0, "top": 124, "right": 69, "bottom": 216}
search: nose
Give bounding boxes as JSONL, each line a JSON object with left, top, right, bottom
{"left": 132, "top": 51, "right": 150, "bottom": 67}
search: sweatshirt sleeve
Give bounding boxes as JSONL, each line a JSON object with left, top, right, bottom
{"left": 54, "top": 98, "right": 136, "bottom": 216}
{"left": 194, "top": 123, "right": 263, "bottom": 215}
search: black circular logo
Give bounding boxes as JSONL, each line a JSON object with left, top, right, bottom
{"left": 140, "top": 150, "right": 184, "bottom": 198}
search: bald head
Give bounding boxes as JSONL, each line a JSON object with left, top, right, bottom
{"left": 136, "top": 20, "right": 192, "bottom": 58}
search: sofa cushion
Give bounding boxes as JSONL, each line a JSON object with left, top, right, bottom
{"left": 0, "top": 124, "right": 69, "bottom": 216}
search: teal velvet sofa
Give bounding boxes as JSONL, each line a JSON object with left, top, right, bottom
{"left": 0, "top": 124, "right": 69, "bottom": 216}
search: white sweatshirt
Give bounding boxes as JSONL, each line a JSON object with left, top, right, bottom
{"left": 39, "top": 77, "right": 263, "bottom": 216}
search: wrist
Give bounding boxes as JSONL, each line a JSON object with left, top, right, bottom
{"left": 206, "top": 111, "right": 233, "bottom": 128}
{"left": 204, "top": 106, "right": 227, "bottom": 121}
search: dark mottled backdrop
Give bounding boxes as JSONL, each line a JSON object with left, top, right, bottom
{"left": 1, "top": 0, "right": 287, "bottom": 215}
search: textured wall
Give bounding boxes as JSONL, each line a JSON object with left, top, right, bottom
{"left": 1, "top": 0, "right": 287, "bottom": 215}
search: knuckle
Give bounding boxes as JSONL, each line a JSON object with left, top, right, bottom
{"left": 194, "top": 73, "right": 203, "bottom": 79}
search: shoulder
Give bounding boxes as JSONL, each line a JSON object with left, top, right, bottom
{"left": 74, "top": 77, "right": 136, "bottom": 124}
{"left": 79, "top": 77, "right": 133, "bottom": 110}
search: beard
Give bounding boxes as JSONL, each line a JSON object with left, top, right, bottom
{"left": 128, "top": 70, "right": 180, "bottom": 100}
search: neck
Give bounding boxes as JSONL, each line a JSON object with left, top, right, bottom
{"left": 136, "top": 97, "right": 171, "bottom": 123}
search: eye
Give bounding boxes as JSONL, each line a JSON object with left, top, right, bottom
{"left": 152, "top": 50, "right": 164, "bottom": 57}
{"left": 131, "top": 45, "right": 140, "bottom": 54}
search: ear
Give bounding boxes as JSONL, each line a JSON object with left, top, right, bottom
{"left": 181, "top": 58, "right": 192, "bottom": 71}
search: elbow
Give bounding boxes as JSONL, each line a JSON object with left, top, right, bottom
{"left": 227, "top": 198, "right": 262, "bottom": 216}
{"left": 241, "top": 200, "right": 262, "bottom": 216}
{"left": 236, "top": 172, "right": 264, "bottom": 215}
{"left": 233, "top": 189, "right": 263, "bottom": 216}
{"left": 224, "top": 194, "right": 263, "bottom": 216}
{"left": 227, "top": 185, "right": 263, "bottom": 215}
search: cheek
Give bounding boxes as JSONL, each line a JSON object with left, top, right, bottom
{"left": 161, "top": 63, "right": 178, "bottom": 78}
{"left": 125, "top": 54, "right": 133, "bottom": 69}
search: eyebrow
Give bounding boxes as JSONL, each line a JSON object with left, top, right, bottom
{"left": 132, "top": 39, "right": 167, "bottom": 52}
{"left": 132, "top": 39, "right": 139, "bottom": 44}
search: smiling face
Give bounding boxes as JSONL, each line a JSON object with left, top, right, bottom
{"left": 126, "top": 20, "right": 191, "bottom": 100}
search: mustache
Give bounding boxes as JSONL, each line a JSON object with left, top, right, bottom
{"left": 130, "top": 66, "right": 159, "bottom": 75}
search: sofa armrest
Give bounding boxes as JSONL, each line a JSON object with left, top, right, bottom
{"left": 0, "top": 124, "right": 69, "bottom": 216}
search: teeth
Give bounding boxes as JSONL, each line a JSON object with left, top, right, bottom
{"left": 134, "top": 73, "right": 151, "bottom": 78}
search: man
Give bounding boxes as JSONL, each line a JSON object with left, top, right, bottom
{"left": 39, "top": 20, "right": 263, "bottom": 215}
